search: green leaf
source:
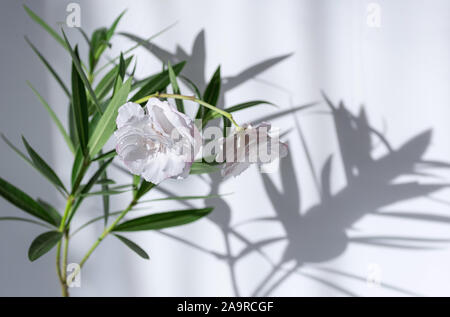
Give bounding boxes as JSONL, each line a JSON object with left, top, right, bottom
{"left": 89, "top": 28, "right": 108, "bottom": 71}
{"left": 23, "top": 5, "right": 67, "bottom": 50}
{"left": 113, "top": 207, "right": 213, "bottom": 232}
{"left": 118, "top": 54, "right": 127, "bottom": 82}
{"left": 72, "top": 193, "right": 230, "bottom": 237}
{"left": 68, "top": 105, "right": 78, "bottom": 148}
{"left": 37, "top": 199, "right": 62, "bottom": 225}
{"left": 1, "top": 134, "right": 33, "bottom": 166}
{"left": 180, "top": 75, "right": 202, "bottom": 99}
{"left": 0, "top": 177, "right": 58, "bottom": 226}
{"left": 205, "top": 100, "right": 275, "bottom": 123}
{"left": 113, "top": 75, "right": 124, "bottom": 98}
{"left": 106, "top": 10, "right": 127, "bottom": 41}
{"left": 62, "top": 30, "right": 102, "bottom": 115}
{"left": 0, "top": 216, "right": 54, "bottom": 229}
{"left": 100, "top": 168, "right": 110, "bottom": 225}
{"left": 95, "top": 57, "right": 132, "bottom": 101}
{"left": 130, "top": 61, "right": 186, "bottom": 102}
{"left": 138, "top": 193, "right": 231, "bottom": 204}
{"left": 114, "top": 234, "right": 149, "bottom": 259}
{"left": 25, "top": 37, "right": 70, "bottom": 98}
{"left": 88, "top": 78, "right": 132, "bottom": 158}
{"left": 225, "top": 100, "right": 275, "bottom": 113}
{"left": 67, "top": 158, "right": 114, "bottom": 225}
{"left": 96, "top": 21, "right": 177, "bottom": 75}
{"left": 80, "top": 189, "right": 127, "bottom": 197}
{"left": 190, "top": 162, "right": 220, "bottom": 175}
{"left": 21, "top": 136, "right": 68, "bottom": 195}
{"left": 71, "top": 148, "right": 84, "bottom": 187}
{"left": 168, "top": 62, "right": 184, "bottom": 113}
{"left": 95, "top": 178, "right": 116, "bottom": 185}
{"left": 198, "top": 66, "right": 221, "bottom": 119}
{"left": 28, "top": 231, "right": 62, "bottom": 261}
{"left": 223, "top": 116, "right": 231, "bottom": 138}
{"left": 134, "top": 180, "right": 155, "bottom": 200}
{"left": 27, "top": 82, "right": 75, "bottom": 154}
{"left": 93, "top": 149, "right": 117, "bottom": 161}
{"left": 77, "top": 27, "right": 91, "bottom": 46}
{"left": 3, "top": 134, "right": 68, "bottom": 196}
{"left": 70, "top": 48, "right": 89, "bottom": 156}
{"left": 80, "top": 158, "right": 114, "bottom": 195}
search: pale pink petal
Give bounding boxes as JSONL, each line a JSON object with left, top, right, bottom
{"left": 116, "top": 102, "right": 145, "bottom": 129}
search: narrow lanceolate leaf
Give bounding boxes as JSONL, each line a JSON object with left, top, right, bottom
{"left": 106, "top": 10, "right": 127, "bottom": 40}
{"left": 80, "top": 189, "right": 127, "bottom": 197}
{"left": 28, "top": 231, "right": 62, "bottom": 261}
{"left": 62, "top": 30, "right": 102, "bottom": 114}
{"left": 68, "top": 105, "right": 78, "bottom": 149}
{"left": 100, "top": 168, "right": 110, "bottom": 225}
{"left": 71, "top": 47, "right": 89, "bottom": 156}
{"left": 130, "top": 61, "right": 186, "bottom": 102}
{"left": 134, "top": 180, "right": 155, "bottom": 200}
{"left": 95, "top": 56, "right": 132, "bottom": 101}
{"left": 0, "top": 177, "right": 58, "bottom": 226}
{"left": 224, "top": 100, "right": 275, "bottom": 113}
{"left": 223, "top": 116, "right": 231, "bottom": 138}
{"left": 81, "top": 158, "right": 114, "bottom": 194}
{"left": 168, "top": 62, "right": 184, "bottom": 113}
{"left": 88, "top": 78, "right": 132, "bottom": 158}
{"left": 70, "top": 157, "right": 114, "bottom": 215}
{"left": 22, "top": 137, "right": 68, "bottom": 195}
{"left": 93, "top": 149, "right": 117, "bottom": 161}
{"left": 25, "top": 38, "right": 70, "bottom": 98}
{"left": 89, "top": 28, "right": 108, "bottom": 72}
{"left": 190, "top": 162, "right": 220, "bottom": 175}
{"left": 114, "top": 234, "right": 149, "bottom": 259}
{"left": 203, "top": 66, "right": 221, "bottom": 106}
{"left": 23, "top": 5, "right": 67, "bottom": 50}
{"left": 1, "top": 134, "right": 33, "bottom": 166}
{"left": 0, "top": 217, "right": 53, "bottom": 229}
{"left": 3, "top": 134, "right": 68, "bottom": 195}
{"left": 199, "top": 66, "right": 221, "bottom": 119}
{"left": 37, "top": 199, "right": 62, "bottom": 225}
{"left": 206, "top": 100, "right": 275, "bottom": 123}
{"left": 180, "top": 75, "right": 202, "bottom": 99}
{"left": 71, "top": 148, "right": 84, "bottom": 187}
{"left": 96, "top": 179, "right": 116, "bottom": 185}
{"left": 27, "top": 82, "right": 74, "bottom": 154}
{"left": 113, "top": 207, "right": 213, "bottom": 232}
{"left": 97, "top": 21, "right": 178, "bottom": 75}
{"left": 118, "top": 53, "right": 126, "bottom": 79}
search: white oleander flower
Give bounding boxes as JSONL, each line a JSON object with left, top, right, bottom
{"left": 114, "top": 98, "right": 200, "bottom": 184}
{"left": 216, "top": 122, "right": 288, "bottom": 177}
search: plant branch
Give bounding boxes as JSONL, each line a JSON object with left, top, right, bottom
{"left": 67, "top": 199, "right": 137, "bottom": 285}
{"left": 56, "top": 195, "right": 74, "bottom": 297}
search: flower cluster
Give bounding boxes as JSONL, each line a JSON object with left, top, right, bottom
{"left": 115, "top": 98, "right": 288, "bottom": 183}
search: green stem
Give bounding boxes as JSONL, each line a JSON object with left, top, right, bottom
{"left": 56, "top": 195, "right": 74, "bottom": 297}
{"left": 62, "top": 231, "right": 69, "bottom": 281}
{"left": 134, "top": 93, "right": 242, "bottom": 130}
{"left": 67, "top": 200, "right": 136, "bottom": 285}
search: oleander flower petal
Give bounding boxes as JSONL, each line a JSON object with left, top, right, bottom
{"left": 116, "top": 102, "right": 145, "bottom": 129}
{"left": 217, "top": 122, "right": 288, "bottom": 177}
{"left": 114, "top": 98, "right": 200, "bottom": 184}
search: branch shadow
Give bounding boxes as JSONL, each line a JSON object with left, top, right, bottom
{"left": 118, "top": 30, "right": 450, "bottom": 297}
{"left": 244, "top": 96, "right": 450, "bottom": 296}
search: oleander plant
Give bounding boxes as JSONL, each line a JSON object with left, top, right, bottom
{"left": 0, "top": 7, "right": 287, "bottom": 296}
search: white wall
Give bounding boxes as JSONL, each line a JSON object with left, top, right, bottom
{"left": 0, "top": 0, "right": 449, "bottom": 296}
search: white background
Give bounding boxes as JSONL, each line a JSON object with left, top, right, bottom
{"left": 0, "top": 0, "right": 449, "bottom": 296}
